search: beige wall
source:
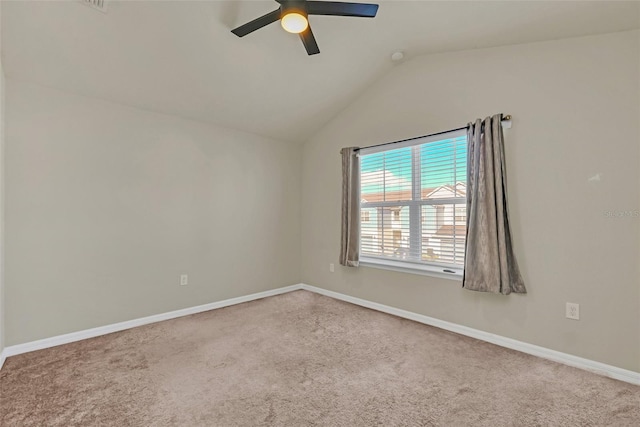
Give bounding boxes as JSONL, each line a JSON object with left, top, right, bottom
{"left": 0, "top": 2, "right": 5, "bottom": 356}
{"left": 5, "top": 81, "right": 301, "bottom": 345}
{"left": 301, "top": 30, "right": 640, "bottom": 372}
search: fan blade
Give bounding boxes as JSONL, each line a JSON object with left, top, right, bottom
{"left": 307, "top": 1, "right": 378, "bottom": 17}
{"left": 299, "top": 26, "right": 320, "bottom": 55}
{"left": 231, "top": 9, "right": 281, "bottom": 37}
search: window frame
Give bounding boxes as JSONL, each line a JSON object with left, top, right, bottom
{"left": 358, "top": 128, "right": 467, "bottom": 280}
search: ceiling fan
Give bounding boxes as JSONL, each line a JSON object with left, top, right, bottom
{"left": 231, "top": 0, "right": 379, "bottom": 55}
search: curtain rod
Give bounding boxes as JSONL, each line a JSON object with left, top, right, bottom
{"left": 354, "top": 114, "right": 512, "bottom": 152}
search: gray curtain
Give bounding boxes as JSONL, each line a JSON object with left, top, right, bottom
{"left": 463, "top": 115, "right": 526, "bottom": 294}
{"left": 340, "top": 147, "right": 360, "bottom": 267}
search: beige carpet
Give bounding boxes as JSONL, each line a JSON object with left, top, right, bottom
{"left": 1, "top": 290, "right": 638, "bottom": 426}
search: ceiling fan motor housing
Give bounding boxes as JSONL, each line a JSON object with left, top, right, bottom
{"left": 280, "top": 1, "right": 309, "bottom": 18}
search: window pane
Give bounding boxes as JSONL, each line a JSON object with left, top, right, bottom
{"left": 361, "top": 147, "right": 412, "bottom": 202}
{"left": 421, "top": 135, "right": 467, "bottom": 200}
{"left": 421, "top": 203, "right": 466, "bottom": 265}
{"left": 361, "top": 207, "right": 378, "bottom": 255}
{"left": 360, "top": 205, "right": 411, "bottom": 260}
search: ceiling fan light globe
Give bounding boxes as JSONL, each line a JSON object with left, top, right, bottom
{"left": 281, "top": 13, "right": 308, "bottom": 34}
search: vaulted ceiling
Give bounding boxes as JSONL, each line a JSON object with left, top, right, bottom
{"left": 2, "top": 1, "right": 638, "bottom": 143}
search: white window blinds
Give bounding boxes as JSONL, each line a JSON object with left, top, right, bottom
{"left": 360, "top": 129, "right": 468, "bottom": 270}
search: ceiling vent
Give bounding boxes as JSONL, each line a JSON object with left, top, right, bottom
{"left": 80, "top": 0, "right": 108, "bottom": 13}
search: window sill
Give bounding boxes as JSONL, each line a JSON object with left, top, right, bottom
{"left": 359, "top": 257, "right": 463, "bottom": 281}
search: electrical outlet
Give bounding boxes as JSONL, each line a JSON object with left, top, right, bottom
{"left": 329, "top": 263, "right": 335, "bottom": 273}
{"left": 180, "top": 274, "right": 188, "bottom": 286}
{"left": 566, "top": 302, "right": 579, "bottom": 320}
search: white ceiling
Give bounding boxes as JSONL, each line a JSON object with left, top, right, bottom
{"left": 2, "top": 1, "right": 639, "bottom": 143}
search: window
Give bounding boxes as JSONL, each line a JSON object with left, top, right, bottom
{"left": 359, "top": 129, "right": 467, "bottom": 277}
{"left": 361, "top": 211, "right": 370, "bottom": 222}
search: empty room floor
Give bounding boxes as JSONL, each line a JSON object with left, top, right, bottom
{"left": 1, "top": 290, "right": 638, "bottom": 426}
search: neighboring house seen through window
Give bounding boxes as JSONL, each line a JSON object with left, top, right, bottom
{"left": 359, "top": 129, "right": 467, "bottom": 277}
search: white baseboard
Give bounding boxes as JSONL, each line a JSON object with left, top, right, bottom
{"left": 2, "top": 284, "right": 303, "bottom": 359}
{"left": 2, "top": 282, "right": 638, "bottom": 386}
{"left": 300, "top": 283, "right": 640, "bottom": 386}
